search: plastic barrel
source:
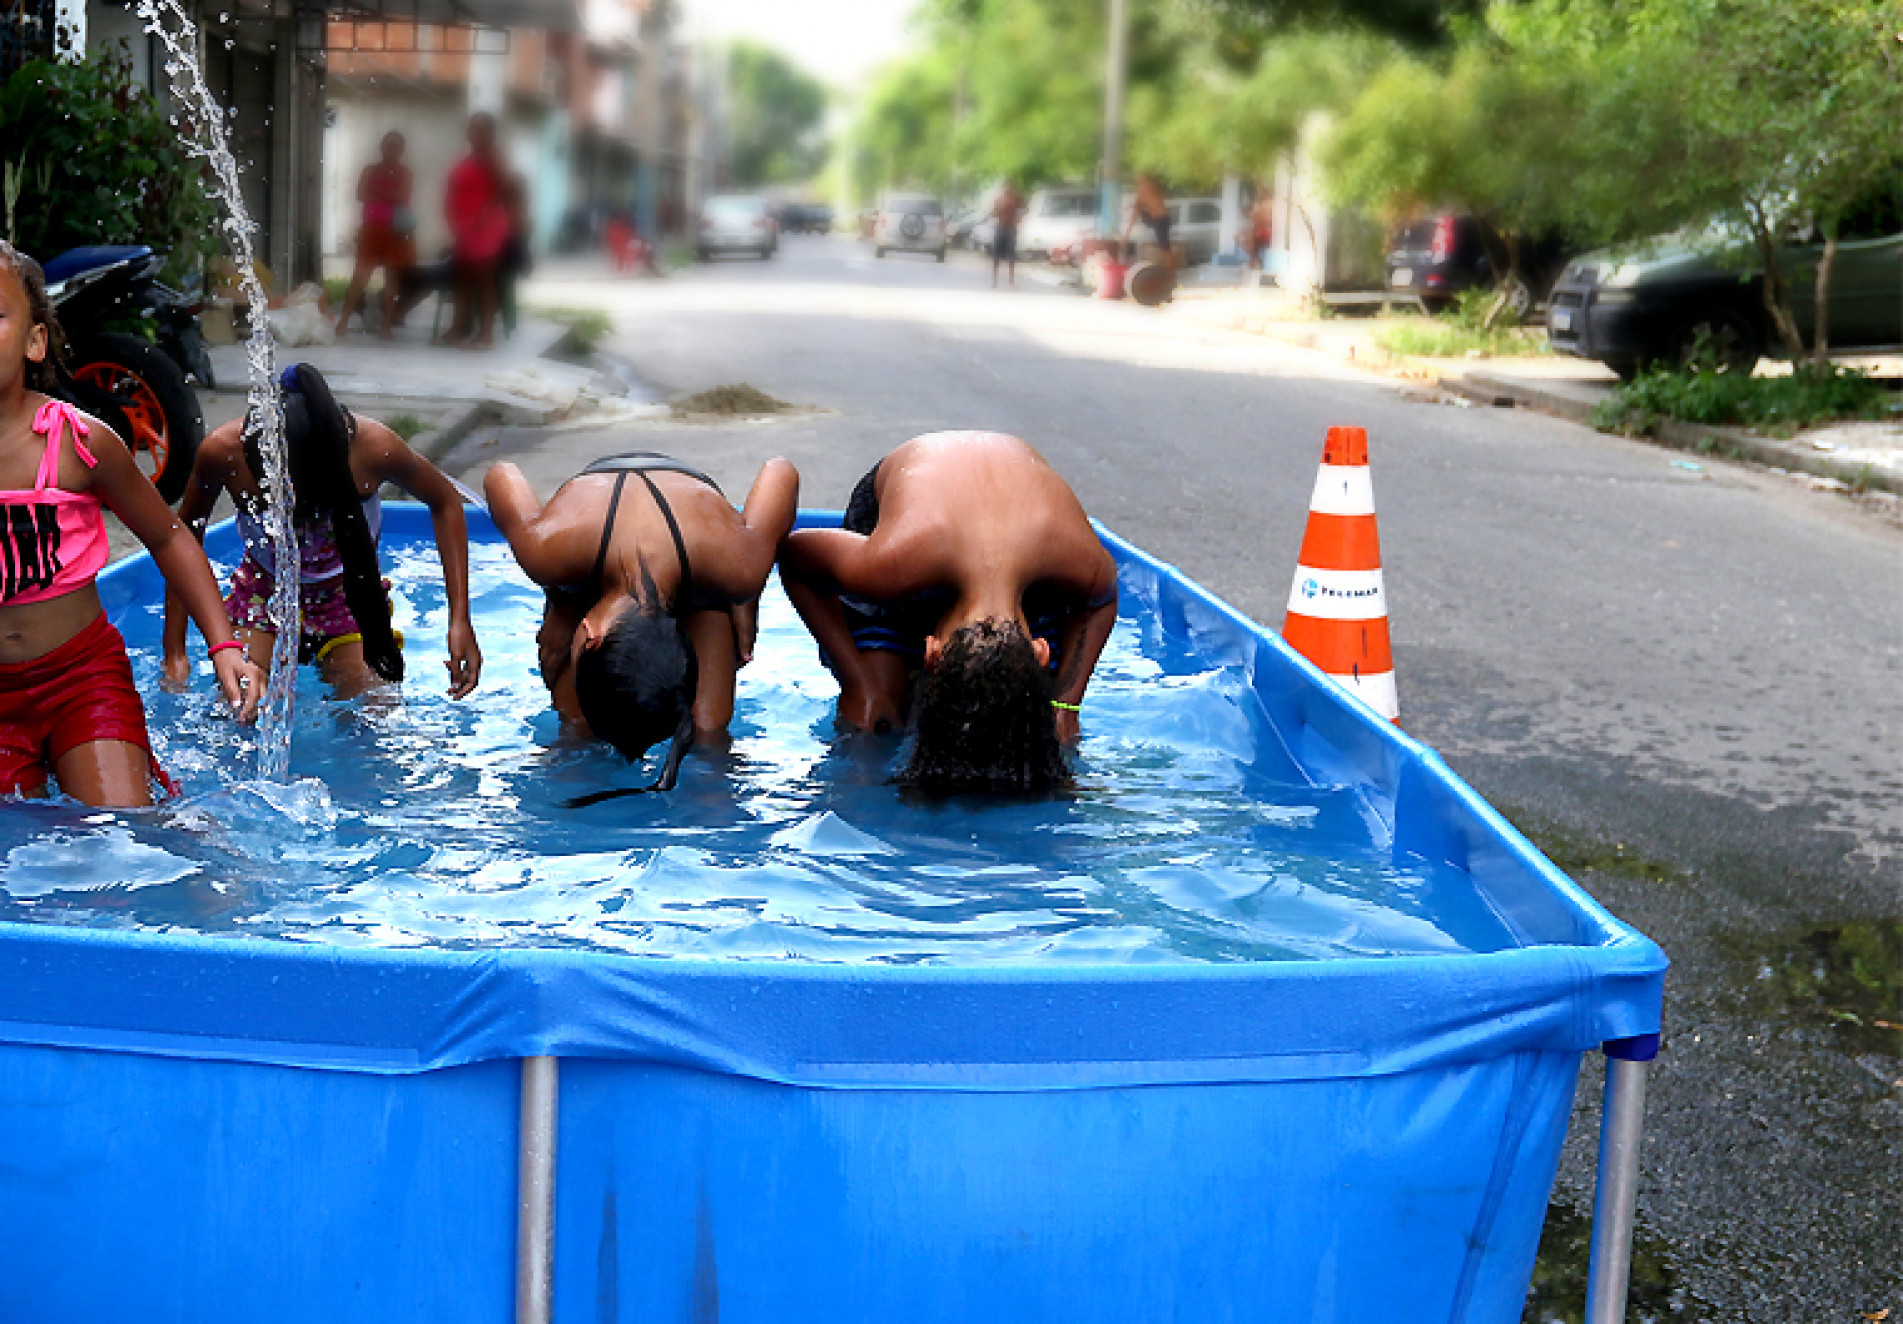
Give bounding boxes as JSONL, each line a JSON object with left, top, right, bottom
{"left": 1126, "top": 260, "right": 1174, "bottom": 306}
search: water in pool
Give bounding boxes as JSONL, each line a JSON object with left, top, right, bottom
{"left": 0, "top": 537, "right": 1517, "bottom": 963}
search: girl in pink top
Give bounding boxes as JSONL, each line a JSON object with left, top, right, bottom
{"left": 0, "top": 242, "right": 264, "bottom": 807}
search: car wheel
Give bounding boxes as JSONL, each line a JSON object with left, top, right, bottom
{"left": 936, "top": 248, "right": 946, "bottom": 263}
{"left": 1420, "top": 295, "right": 1453, "bottom": 316}
{"left": 1611, "top": 360, "right": 1643, "bottom": 383}
{"left": 1674, "top": 311, "right": 1760, "bottom": 375}
{"left": 1501, "top": 275, "right": 1534, "bottom": 323}
{"left": 875, "top": 247, "right": 885, "bottom": 258}
{"left": 68, "top": 332, "right": 204, "bottom": 502}
{"left": 697, "top": 248, "right": 711, "bottom": 262}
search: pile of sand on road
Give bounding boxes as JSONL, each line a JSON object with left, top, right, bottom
{"left": 671, "top": 384, "right": 797, "bottom": 418}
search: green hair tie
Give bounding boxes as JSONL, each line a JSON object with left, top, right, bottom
{"left": 1051, "top": 700, "right": 1082, "bottom": 713}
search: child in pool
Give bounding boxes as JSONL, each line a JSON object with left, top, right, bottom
{"left": 485, "top": 452, "right": 797, "bottom": 792}
{"left": 0, "top": 242, "right": 265, "bottom": 807}
{"left": 778, "top": 430, "right": 1117, "bottom": 795}
{"left": 162, "top": 363, "right": 481, "bottom": 699}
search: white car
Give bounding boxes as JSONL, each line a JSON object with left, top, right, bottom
{"left": 698, "top": 194, "right": 777, "bottom": 261}
{"left": 1018, "top": 186, "right": 1100, "bottom": 263}
{"left": 874, "top": 194, "right": 947, "bottom": 260}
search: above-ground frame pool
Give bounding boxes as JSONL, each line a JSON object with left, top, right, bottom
{"left": 0, "top": 505, "right": 1665, "bottom": 1323}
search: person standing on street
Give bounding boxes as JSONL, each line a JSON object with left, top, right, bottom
{"left": 443, "top": 113, "right": 511, "bottom": 349}
{"left": 991, "top": 182, "right": 1025, "bottom": 289}
{"left": 333, "top": 132, "right": 415, "bottom": 340}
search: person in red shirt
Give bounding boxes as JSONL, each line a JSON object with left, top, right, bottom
{"left": 333, "top": 132, "right": 415, "bottom": 339}
{"left": 443, "top": 114, "right": 512, "bottom": 349}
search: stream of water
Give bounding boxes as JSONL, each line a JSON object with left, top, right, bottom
{"left": 133, "top": 0, "right": 299, "bottom": 779}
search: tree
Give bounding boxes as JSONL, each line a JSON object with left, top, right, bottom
{"left": 726, "top": 41, "right": 831, "bottom": 187}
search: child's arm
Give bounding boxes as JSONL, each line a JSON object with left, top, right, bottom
{"left": 1048, "top": 549, "right": 1119, "bottom": 743}
{"left": 367, "top": 419, "right": 480, "bottom": 698}
{"left": 160, "top": 427, "right": 236, "bottom": 688}
{"left": 89, "top": 421, "right": 264, "bottom": 721}
{"left": 718, "top": 457, "right": 798, "bottom": 600}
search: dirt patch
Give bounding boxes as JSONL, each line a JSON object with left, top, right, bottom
{"left": 672, "top": 384, "right": 796, "bottom": 418}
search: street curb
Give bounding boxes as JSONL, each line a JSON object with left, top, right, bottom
{"left": 414, "top": 400, "right": 497, "bottom": 466}
{"left": 1440, "top": 371, "right": 1902, "bottom": 497}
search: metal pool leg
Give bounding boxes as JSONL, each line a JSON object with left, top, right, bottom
{"left": 516, "top": 1056, "right": 560, "bottom": 1324}
{"left": 1584, "top": 1034, "right": 1658, "bottom": 1324}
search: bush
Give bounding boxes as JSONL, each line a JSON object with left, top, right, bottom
{"left": 0, "top": 53, "right": 218, "bottom": 280}
{"left": 1592, "top": 364, "right": 1891, "bottom": 438}
{"left": 1376, "top": 319, "right": 1549, "bottom": 358}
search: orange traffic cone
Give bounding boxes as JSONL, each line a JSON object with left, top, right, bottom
{"left": 1282, "top": 426, "right": 1398, "bottom": 722}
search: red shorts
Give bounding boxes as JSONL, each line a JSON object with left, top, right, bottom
{"left": 0, "top": 612, "right": 173, "bottom": 798}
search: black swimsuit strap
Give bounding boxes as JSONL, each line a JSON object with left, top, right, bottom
{"left": 590, "top": 470, "right": 631, "bottom": 589}
{"left": 580, "top": 453, "right": 723, "bottom": 493}
{"left": 635, "top": 469, "right": 692, "bottom": 592}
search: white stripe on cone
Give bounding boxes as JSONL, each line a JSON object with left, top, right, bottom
{"left": 1329, "top": 669, "right": 1399, "bottom": 721}
{"left": 1306, "top": 465, "right": 1376, "bottom": 517}
{"left": 1286, "top": 566, "right": 1389, "bottom": 620}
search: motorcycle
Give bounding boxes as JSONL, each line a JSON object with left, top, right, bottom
{"left": 42, "top": 245, "right": 211, "bottom": 501}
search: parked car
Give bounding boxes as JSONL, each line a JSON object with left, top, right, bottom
{"left": 967, "top": 214, "right": 998, "bottom": 254}
{"left": 698, "top": 195, "right": 777, "bottom": 261}
{"left": 1547, "top": 202, "right": 1903, "bottom": 378}
{"left": 874, "top": 193, "right": 947, "bottom": 260}
{"left": 1018, "top": 186, "right": 1100, "bottom": 263}
{"left": 1165, "top": 197, "right": 1225, "bottom": 266}
{"left": 1386, "top": 213, "right": 1572, "bottom": 319}
{"left": 776, "top": 202, "right": 834, "bottom": 234}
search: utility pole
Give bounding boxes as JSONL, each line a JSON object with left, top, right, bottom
{"left": 1097, "top": 0, "right": 1130, "bottom": 240}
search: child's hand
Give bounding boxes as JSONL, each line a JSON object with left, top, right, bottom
{"left": 1054, "top": 706, "right": 1082, "bottom": 745}
{"left": 730, "top": 600, "right": 758, "bottom": 667}
{"left": 445, "top": 620, "right": 482, "bottom": 700}
{"left": 160, "top": 650, "right": 192, "bottom": 693}
{"left": 212, "top": 650, "right": 266, "bottom": 722}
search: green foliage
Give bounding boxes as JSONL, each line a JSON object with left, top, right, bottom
{"left": 1591, "top": 364, "right": 1890, "bottom": 438}
{"left": 0, "top": 52, "right": 217, "bottom": 279}
{"left": 384, "top": 413, "right": 425, "bottom": 442}
{"left": 1203, "top": 0, "right": 1479, "bottom": 47}
{"left": 1374, "top": 316, "right": 1547, "bottom": 358}
{"left": 728, "top": 41, "right": 830, "bottom": 187}
{"left": 531, "top": 306, "right": 614, "bottom": 355}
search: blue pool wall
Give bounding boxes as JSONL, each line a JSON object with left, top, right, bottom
{"left": 0, "top": 504, "right": 1667, "bottom": 1323}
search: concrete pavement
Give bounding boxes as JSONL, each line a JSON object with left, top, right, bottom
{"left": 447, "top": 234, "right": 1903, "bottom": 1322}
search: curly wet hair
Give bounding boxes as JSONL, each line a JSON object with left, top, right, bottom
{"left": 899, "top": 617, "right": 1071, "bottom": 797}
{"left": 0, "top": 240, "right": 70, "bottom": 394}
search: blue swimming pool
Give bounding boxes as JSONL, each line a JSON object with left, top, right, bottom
{"left": 0, "top": 505, "right": 1665, "bottom": 1323}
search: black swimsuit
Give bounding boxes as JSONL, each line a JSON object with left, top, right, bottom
{"left": 548, "top": 453, "right": 723, "bottom": 613}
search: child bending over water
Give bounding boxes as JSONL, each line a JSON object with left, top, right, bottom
{"left": 485, "top": 452, "right": 797, "bottom": 793}
{"left": 779, "top": 430, "right": 1117, "bottom": 795}
{"left": 0, "top": 243, "right": 264, "bottom": 806}
{"left": 163, "top": 363, "right": 480, "bottom": 699}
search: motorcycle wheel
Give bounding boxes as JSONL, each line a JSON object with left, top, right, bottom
{"left": 68, "top": 332, "right": 204, "bottom": 502}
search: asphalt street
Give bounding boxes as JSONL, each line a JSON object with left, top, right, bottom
{"left": 446, "top": 235, "right": 1903, "bottom": 1321}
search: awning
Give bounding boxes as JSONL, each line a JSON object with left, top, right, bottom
{"left": 321, "top": 0, "right": 582, "bottom": 32}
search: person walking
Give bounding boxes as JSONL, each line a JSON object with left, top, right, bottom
{"left": 333, "top": 132, "right": 415, "bottom": 340}
{"left": 991, "top": 181, "right": 1025, "bottom": 289}
{"left": 443, "top": 114, "right": 511, "bottom": 349}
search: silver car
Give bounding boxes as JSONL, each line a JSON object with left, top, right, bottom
{"left": 875, "top": 194, "right": 947, "bottom": 260}
{"left": 698, "top": 195, "right": 777, "bottom": 261}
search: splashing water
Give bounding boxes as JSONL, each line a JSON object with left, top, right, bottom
{"left": 134, "top": 0, "right": 299, "bottom": 780}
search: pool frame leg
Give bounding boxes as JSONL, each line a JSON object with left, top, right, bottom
{"left": 1583, "top": 1036, "right": 1655, "bottom": 1324}
{"left": 515, "top": 1056, "right": 560, "bottom": 1324}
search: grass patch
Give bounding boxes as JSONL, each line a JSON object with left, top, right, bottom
{"left": 1376, "top": 320, "right": 1550, "bottom": 358}
{"left": 1592, "top": 363, "right": 1890, "bottom": 439}
{"left": 384, "top": 413, "right": 425, "bottom": 443}
{"left": 1376, "top": 286, "right": 1550, "bottom": 358}
{"left": 321, "top": 275, "right": 350, "bottom": 309}
{"left": 530, "top": 306, "right": 614, "bottom": 356}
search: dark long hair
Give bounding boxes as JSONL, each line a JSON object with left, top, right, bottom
{"left": 244, "top": 363, "right": 403, "bottom": 681}
{"left": 899, "top": 618, "right": 1071, "bottom": 796}
{"left": 0, "top": 241, "right": 71, "bottom": 395}
{"left": 568, "top": 588, "right": 699, "bottom": 804}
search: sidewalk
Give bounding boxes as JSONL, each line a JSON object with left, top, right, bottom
{"left": 1168, "top": 288, "right": 1903, "bottom": 498}
{"left": 198, "top": 315, "right": 638, "bottom": 458}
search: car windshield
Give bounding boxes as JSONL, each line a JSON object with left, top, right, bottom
{"left": 1038, "top": 193, "right": 1097, "bottom": 218}
{"left": 889, "top": 198, "right": 942, "bottom": 216}
{"left": 708, "top": 198, "right": 763, "bottom": 219}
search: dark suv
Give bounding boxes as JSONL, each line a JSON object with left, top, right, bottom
{"left": 1386, "top": 213, "right": 1572, "bottom": 319}
{"left": 1546, "top": 200, "right": 1903, "bottom": 378}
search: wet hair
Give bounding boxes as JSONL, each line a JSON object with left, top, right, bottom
{"left": 0, "top": 240, "right": 70, "bottom": 394}
{"left": 568, "top": 597, "right": 698, "bottom": 804}
{"left": 899, "top": 618, "right": 1071, "bottom": 797}
{"left": 243, "top": 362, "right": 403, "bottom": 682}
